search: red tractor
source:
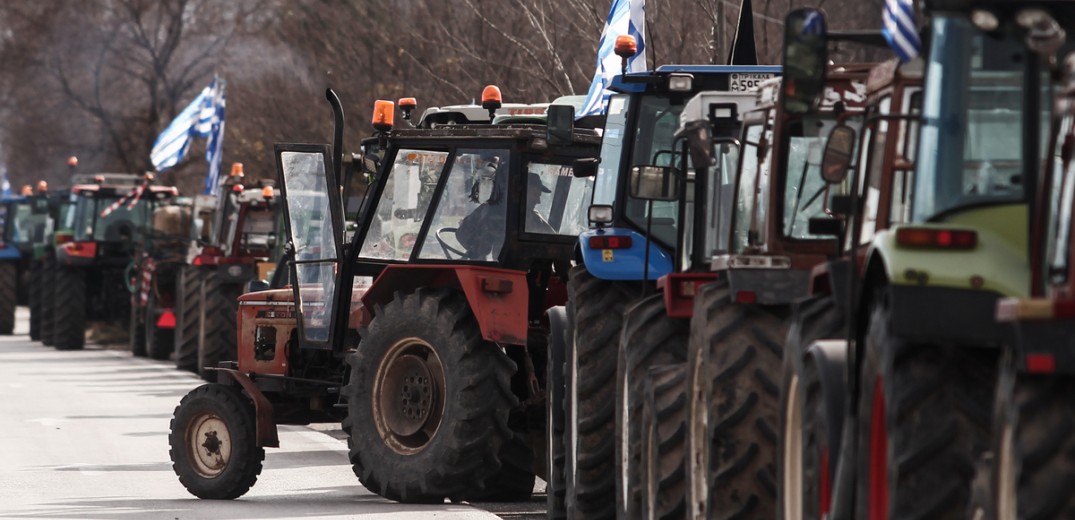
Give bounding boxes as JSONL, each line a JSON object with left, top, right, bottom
{"left": 172, "top": 164, "right": 280, "bottom": 379}
{"left": 168, "top": 89, "right": 600, "bottom": 502}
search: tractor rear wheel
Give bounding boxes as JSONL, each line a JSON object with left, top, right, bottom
{"left": 778, "top": 295, "right": 843, "bottom": 520}
{"left": 28, "top": 262, "right": 41, "bottom": 340}
{"left": 174, "top": 266, "right": 203, "bottom": 372}
{"left": 145, "top": 291, "right": 173, "bottom": 360}
{"left": 53, "top": 267, "right": 86, "bottom": 350}
{"left": 129, "top": 296, "right": 146, "bottom": 357}
{"left": 169, "top": 383, "right": 264, "bottom": 499}
{"left": 991, "top": 368, "right": 1075, "bottom": 519}
{"left": 616, "top": 292, "right": 688, "bottom": 519}
{"left": 546, "top": 307, "right": 568, "bottom": 520}
{"left": 856, "top": 288, "right": 995, "bottom": 519}
{"left": 0, "top": 261, "right": 17, "bottom": 335}
{"left": 198, "top": 273, "right": 240, "bottom": 380}
{"left": 343, "top": 288, "right": 529, "bottom": 503}
{"left": 641, "top": 363, "right": 688, "bottom": 520}
{"left": 684, "top": 281, "right": 785, "bottom": 520}
{"left": 40, "top": 256, "right": 56, "bottom": 346}
{"left": 566, "top": 265, "right": 635, "bottom": 520}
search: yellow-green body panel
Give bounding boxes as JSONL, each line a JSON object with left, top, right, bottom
{"left": 867, "top": 204, "right": 1029, "bottom": 298}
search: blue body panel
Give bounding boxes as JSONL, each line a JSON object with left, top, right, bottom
{"left": 0, "top": 245, "right": 21, "bottom": 260}
{"left": 579, "top": 228, "right": 674, "bottom": 281}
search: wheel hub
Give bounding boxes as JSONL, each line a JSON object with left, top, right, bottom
{"left": 188, "top": 413, "right": 231, "bottom": 478}
{"left": 383, "top": 354, "right": 435, "bottom": 436}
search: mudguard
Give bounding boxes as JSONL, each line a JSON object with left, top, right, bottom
{"left": 578, "top": 227, "right": 673, "bottom": 281}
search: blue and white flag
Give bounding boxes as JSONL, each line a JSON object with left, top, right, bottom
{"left": 578, "top": 0, "right": 647, "bottom": 118}
{"left": 202, "top": 80, "right": 226, "bottom": 195}
{"left": 0, "top": 167, "right": 10, "bottom": 198}
{"left": 882, "top": 0, "right": 921, "bottom": 62}
{"left": 149, "top": 77, "right": 227, "bottom": 194}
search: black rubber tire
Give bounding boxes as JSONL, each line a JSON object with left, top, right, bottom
{"left": 169, "top": 383, "right": 264, "bottom": 499}
{"left": 642, "top": 363, "right": 688, "bottom": 520}
{"left": 28, "top": 262, "right": 41, "bottom": 340}
{"left": 546, "top": 307, "right": 568, "bottom": 520}
{"left": 198, "top": 273, "right": 240, "bottom": 380}
{"left": 855, "top": 289, "right": 995, "bottom": 519}
{"left": 0, "top": 261, "right": 17, "bottom": 335}
{"left": 342, "top": 288, "right": 529, "bottom": 503}
{"left": 129, "top": 294, "right": 146, "bottom": 357}
{"left": 566, "top": 265, "right": 635, "bottom": 520}
{"left": 990, "top": 367, "right": 1075, "bottom": 519}
{"left": 40, "top": 256, "right": 56, "bottom": 346}
{"left": 616, "top": 292, "right": 688, "bottom": 519}
{"left": 145, "top": 290, "right": 174, "bottom": 360}
{"left": 175, "top": 266, "right": 203, "bottom": 372}
{"left": 53, "top": 266, "right": 87, "bottom": 350}
{"left": 777, "top": 295, "right": 844, "bottom": 520}
{"left": 684, "top": 281, "right": 785, "bottom": 520}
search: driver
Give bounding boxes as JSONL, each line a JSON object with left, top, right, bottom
{"left": 456, "top": 153, "right": 507, "bottom": 260}
{"left": 525, "top": 172, "right": 555, "bottom": 234}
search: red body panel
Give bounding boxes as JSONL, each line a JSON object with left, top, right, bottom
{"left": 658, "top": 272, "right": 719, "bottom": 319}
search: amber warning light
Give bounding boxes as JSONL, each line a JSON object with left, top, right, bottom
{"left": 372, "top": 100, "right": 395, "bottom": 132}
{"left": 398, "top": 97, "right": 417, "bottom": 120}
{"left": 481, "top": 85, "right": 502, "bottom": 119}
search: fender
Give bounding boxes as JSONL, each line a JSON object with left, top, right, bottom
{"left": 362, "top": 264, "right": 530, "bottom": 345}
{"left": 578, "top": 227, "right": 674, "bottom": 281}
{"left": 208, "top": 368, "right": 280, "bottom": 448}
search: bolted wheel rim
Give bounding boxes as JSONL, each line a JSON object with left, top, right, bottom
{"left": 373, "top": 337, "right": 445, "bottom": 455}
{"left": 187, "top": 412, "right": 232, "bottom": 479}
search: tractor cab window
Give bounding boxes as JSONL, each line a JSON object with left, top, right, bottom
{"left": 592, "top": 94, "right": 630, "bottom": 207}
{"left": 361, "top": 149, "right": 448, "bottom": 261}
{"left": 914, "top": 16, "right": 1042, "bottom": 221}
{"left": 625, "top": 95, "right": 684, "bottom": 248}
{"left": 420, "top": 149, "right": 509, "bottom": 261}
{"left": 734, "top": 122, "right": 774, "bottom": 253}
{"left": 10, "top": 200, "right": 48, "bottom": 245}
{"left": 1048, "top": 105, "right": 1075, "bottom": 285}
{"left": 784, "top": 112, "right": 860, "bottom": 240}
{"left": 237, "top": 206, "right": 276, "bottom": 256}
{"left": 72, "top": 191, "right": 151, "bottom": 242}
{"left": 703, "top": 140, "right": 741, "bottom": 257}
{"left": 524, "top": 162, "right": 592, "bottom": 236}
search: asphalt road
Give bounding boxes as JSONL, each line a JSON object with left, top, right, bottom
{"left": 0, "top": 308, "right": 546, "bottom": 519}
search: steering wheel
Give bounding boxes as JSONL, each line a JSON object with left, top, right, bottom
{"left": 436, "top": 227, "right": 467, "bottom": 260}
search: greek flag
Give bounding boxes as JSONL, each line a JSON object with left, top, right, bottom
{"left": 577, "top": 0, "right": 647, "bottom": 118}
{"left": 882, "top": 0, "right": 921, "bottom": 62}
{"left": 0, "top": 167, "right": 10, "bottom": 198}
{"left": 149, "top": 77, "right": 227, "bottom": 194}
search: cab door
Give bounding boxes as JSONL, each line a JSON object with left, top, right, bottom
{"left": 274, "top": 143, "right": 344, "bottom": 349}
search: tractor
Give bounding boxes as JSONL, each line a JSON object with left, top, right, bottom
{"left": 127, "top": 197, "right": 192, "bottom": 359}
{"left": 167, "top": 88, "right": 601, "bottom": 502}
{"left": 171, "top": 163, "right": 280, "bottom": 379}
{"left": 31, "top": 183, "right": 75, "bottom": 345}
{"left": 0, "top": 185, "right": 51, "bottom": 335}
{"left": 775, "top": 3, "right": 1075, "bottom": 518}
{"left": 48, "top": 173, "right": 178, "bottom": 350}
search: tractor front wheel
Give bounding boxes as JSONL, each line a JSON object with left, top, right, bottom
{"left": 169, "top": 383, "right": 264, "bottom": 499}
{"left": 343, "top": 288, "right": 530, "bottom": 503}
{"left": 0, "top": 261, "right": 18, "bottom": 335}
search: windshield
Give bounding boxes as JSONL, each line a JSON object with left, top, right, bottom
{"left": 701, "top": 139, "right": 741, "bottom": 259}
{"left": 418, "top": 149, "right": 508, "bottom": 261}
{"left": 361, "top": 149, "right": 448, "bottom": 261}
{"left": 72, "top": 193, "right": 151, "bottom": 242}
{"left": 593, "top": 94, "right": 629, "bottom": 206}
{"left": 734, "top": 122, "right": 772, "bottom": 253}
{"left": 913, "top": 16, "right": 1040, "bottom": 220}
{"left": 8, "top": 200, "right": 48, "bottom": 245}
{"left": 625, "top": 96, "right": 684, "bottom": 247}
{"left": 525, "top": 162, "right": 593, "bottom": 237}
{"left": 784, "top": 113, "right": 862, "bottom": 239}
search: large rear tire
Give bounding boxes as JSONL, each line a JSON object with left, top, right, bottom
{"left": 546, "top": 307, "right": 568, "bottom": 520}
{"left": 175, "top": 266, "right": 203, "bottom": 372}
{"left": 778, "top": 295, "right": 843, "bottom": 520}
{"left": 684, "top": 281, "right": 785, "bottom": 520}
{"left": 198, "top": 273, "right": 240, "bottom": 380}
{"left": 40, "top": 256, "right": 57, "bottom": 346}
{"left": 991, "top": 367, "right": 1075, "bottom": 519}
{"left": 0, "top": 261, "right": 18, "bottom": 335}
{"left": 566, "top": 266, "right": 635, "bottom": 520}
{"left": 342, "top": 288, "right": 530, "bottom": 503}
{"left": 169, "top": 383, "right": 264, "bottom": 499}
{"left": 856, "top": 288, "right": 995, "bottom": 519}
{"left": 129, "top": 295, "right": 146, "bottom": 357}
{"left": 641, "top": 363, "right": 688, "bottom": 520}
{"left": 616, "top": 292, "right": 688, "bottom": 519}
{"left": 28, "top": 262, "right": 41, "bottom": 341}
{"left": 53, "top": 266, "right": 87, "bottom": 350}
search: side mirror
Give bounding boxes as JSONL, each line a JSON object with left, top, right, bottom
{"left": 782, "top": 8, "right": 828, "bottom": 116}
{"left": 681, "top": 120, "right": 714, "bottom": 170}
{"left": 573, "top": 157, "right": 600, "bottom": 178}
{"left": 547, "top": 104, "right": 574, "bottom": 146}
{"left": 630, "top": 165, "right": 680, "bottom": 201}
{"left": 821, "top": 124, "right": 856, "bottom": 184}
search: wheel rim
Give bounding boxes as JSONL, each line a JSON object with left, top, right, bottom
{"left": 997, "top": 419, "right": 1016, "bottom": 520}
{"left": 373, "top": 337, "right": 445, "bottom": 454}
{"left": 187, "top": 411, "right": 232, "bottom": 478}
{"left": 688, "top": 347, "right": 708, "bottom": 520}
{"left": 783, "top": 374, "right": 803, "bottom": 519}
{"left": 868, "top": 377, "right": 888, "bottom": 520}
